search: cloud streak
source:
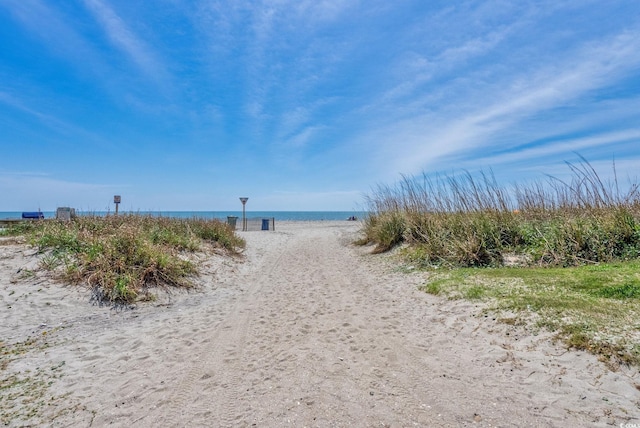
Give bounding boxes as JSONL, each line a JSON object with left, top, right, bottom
{"left": 0, "top": 91, "right": 108, "bottom": 146}
{"left": 81, "top": 0, "right": 169, "bottom": 85}
{"left": 382, "top": 27, "right": 640, "bottom": 175}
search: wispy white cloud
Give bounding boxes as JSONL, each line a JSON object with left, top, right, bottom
{"left": 275, "top": 96, "right": 339, "bottom": 144}
{"left": 375, "top": 25, "right": 515, "bottom": 109}
{"left": 285, "top": 126, "right": 326, "bottom": 149}
{"left": 197, "top": 0, "right": 359, "bottom": 129}
{"left": 470, "top": 31, "right": 640, "bottom": 123}
{"left": 286, "top": 0, "right": 359, "bottom": 22}
{"left": 381, "top": 27, "right": 640, "bottom": 175}
{"left": 464, "top": 129, "right": 640, "bottom": 169}
{"left": 0, "top": 91, "right": 108, "bottom": 145}
{"left": 0, "top": 91, "right": 63, "bottom": 126}
{"left": 1, "top": 0, "right": 102, "bottom": 66}
{"left": 0, "top": 0, "right": 169, "bottom": 111}
{"left": 81, "top": 0, "right": 169, "bottom": 85}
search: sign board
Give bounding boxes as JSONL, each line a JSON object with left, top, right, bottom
{"left": 114, "top": 195, "right": 121, "bottom": 204}
{"left": 239, "top": 197, "right": 248, "bottom": 205}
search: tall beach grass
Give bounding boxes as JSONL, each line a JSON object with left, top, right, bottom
{"left": 360, "top": 158, "right": 640, "bottom": 267}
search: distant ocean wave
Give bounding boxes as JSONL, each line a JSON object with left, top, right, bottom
{"left": 0, "top": 211, "right": 367, "bottom": 221}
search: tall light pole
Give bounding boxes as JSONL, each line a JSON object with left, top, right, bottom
{"left": 239, "top": 197, "right": 248, "bottom": 231}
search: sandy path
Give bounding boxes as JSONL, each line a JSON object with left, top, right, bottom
{"left": 1, "top": 222, "right": 639, "bottom": 427}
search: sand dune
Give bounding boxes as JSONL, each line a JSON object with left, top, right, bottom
{"left": 1, "top": 221, "right": 639, "bottom": 427}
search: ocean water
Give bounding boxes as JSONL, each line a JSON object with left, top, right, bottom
{"left": 0, "top": 211, "right": 366, "bottom": 221}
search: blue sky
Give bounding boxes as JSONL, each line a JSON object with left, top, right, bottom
{"left": 1, "top": 1, "right": 639, "bottom": 212}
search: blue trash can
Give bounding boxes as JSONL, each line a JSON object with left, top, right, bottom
{"left": 261, "top": 218, "right": 269, "bottom": 231}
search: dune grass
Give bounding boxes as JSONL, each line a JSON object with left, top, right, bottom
{"left": 360, "top": 159, "right": 640, "bottom": 266}
{"left": 360, "top": 158, "right": 640, "bottom": 367}
{"left": 3, "top": 214, "right": 244, "bottom": 305}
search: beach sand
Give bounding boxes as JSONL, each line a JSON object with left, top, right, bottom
{"left": 1, "top": 221, "right": 639, "bottom": 427}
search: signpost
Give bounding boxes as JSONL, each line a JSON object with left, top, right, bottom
{"left": 239, "top": 197, "right": 248, "bottom": 231}
{"left": 114, "top": 195, "right": 121, "bottom": 215}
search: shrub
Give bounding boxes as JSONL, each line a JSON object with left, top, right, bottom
{"left": 22, "top": 215, "right": 244, "bottom": 304}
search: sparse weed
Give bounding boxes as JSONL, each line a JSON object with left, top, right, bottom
{"left": 16, "top": 268, "right": 36, "bottom": 279}
{"left": 0, "top": 332, "right": 74, "bottom": 426}
{"left": 40, "top": 253, "right": 62, "bottom": 271}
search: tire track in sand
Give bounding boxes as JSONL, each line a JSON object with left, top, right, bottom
{"left": 221, "top": 225, "right": 444, "bottom": 426}
{"left": 148, "top": 231, "right": 294, "bottom": 426}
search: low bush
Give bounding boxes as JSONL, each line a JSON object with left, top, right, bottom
{"left": 9, "top": 215, "right": 244, "bottom": 304}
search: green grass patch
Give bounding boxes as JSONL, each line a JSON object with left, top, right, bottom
{"left": 421, "top": 260, "right": 640, "bottom": 368}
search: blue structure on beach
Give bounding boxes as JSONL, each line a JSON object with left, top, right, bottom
{"left": 21, "top": 211, "right": 44, "bottom": 219}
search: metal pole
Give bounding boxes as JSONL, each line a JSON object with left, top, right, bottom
{"left": 239, "top": 197, "right": 248, "bottom": 231}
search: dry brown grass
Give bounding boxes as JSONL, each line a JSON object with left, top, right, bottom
{"left": 5, "top": 214, "right": 245, "bottom": 304}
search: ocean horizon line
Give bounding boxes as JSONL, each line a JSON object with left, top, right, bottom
{"left": 0, "top": 210, "right": 367, "bottom": 222}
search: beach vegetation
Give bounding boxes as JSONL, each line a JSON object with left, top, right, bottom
{"left": 360, "top": 157, "right": 640, "bottom": 367}
{"left": 3, "top": 215, "right": 244, "bottom": 305}
{"left": 422, "top": 262, "right": 640, "bottom": 368}
{"left": 360, "top": 159, "right": 640, "bottom": 267}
